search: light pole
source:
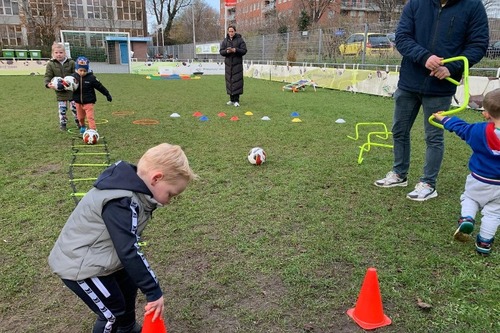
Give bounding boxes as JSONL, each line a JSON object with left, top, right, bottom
{"left": 192, "top": 4, "right": 196, "bottom": 59}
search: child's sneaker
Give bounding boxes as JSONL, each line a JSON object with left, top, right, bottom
{"left": 234, "top": 102, "right": 240, "bottom": 107}
{"left": 80, "top": 126, "right": 86, "bottom": 134}
{"left": 453, "top": 216, "right": 475, "bottom": 242}
{"left": 59, "top": 124, "right": 67, "bottom": 131}
{"left": 406, "top": 182, "right": 437, "bottom": 201}
{"left": 374, "top": 171, "right": 408, "bottom": 187}
{"left": 475, "top": 235, "right": 494, "bottom": 256}
{"left": 226, "top": 101, "right": 234, "bottom": 105}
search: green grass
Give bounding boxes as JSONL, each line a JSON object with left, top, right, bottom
{"left": 0, "top": 74, "right": 499, "bottom": 332}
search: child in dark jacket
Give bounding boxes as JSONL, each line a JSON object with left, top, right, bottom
{"left": 44, "top": 42, "right": 79, "bottom": 131}
{"left": 49, "top": 143, "right": 198, "bottom": 332}
{"left": 72, "top": 56, "right": 112, "bottom": 135}
{"left": 433, "top": 88, "right": 500, "bottom": 256}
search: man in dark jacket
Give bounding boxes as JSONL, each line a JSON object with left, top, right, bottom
{"left": 374, "top": 0, "right": 489, "bottom": 201}
{"left": 220, "top": 25, "right": 247, "bottom": 107}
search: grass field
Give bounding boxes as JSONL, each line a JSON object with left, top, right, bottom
{"left": 0, "top": 74, "right": 498, "bottom": 333}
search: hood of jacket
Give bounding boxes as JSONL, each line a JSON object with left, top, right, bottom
{"left": 94, "top": 160, "right": 153, "bottom": 196}
{"left": 227, "top": 32, "right": 242, "bottom": 40}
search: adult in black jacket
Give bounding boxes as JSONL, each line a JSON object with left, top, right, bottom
{"left": 220, "top": 25, "right": 247, "bottom": 107}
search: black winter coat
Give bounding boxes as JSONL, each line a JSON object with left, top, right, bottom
{"left": 219, "top": 33, "right": 247, "bottom": 95}
{"left": 72, "top": 72, "right": 111, "bottom": 104}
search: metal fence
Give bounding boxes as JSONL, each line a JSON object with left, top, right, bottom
{"left": 157, "top": 19, "right": 500, "bottom": 76}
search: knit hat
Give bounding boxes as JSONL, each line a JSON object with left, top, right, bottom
{"left": 75, "top": 56, "right": 90, "bottom": 71}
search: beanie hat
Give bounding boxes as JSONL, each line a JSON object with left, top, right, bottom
{"left": 75, "top": 56, "right": 89, "bottom": 71}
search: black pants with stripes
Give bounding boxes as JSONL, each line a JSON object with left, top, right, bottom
{"left": 62, "top": 269, "right": 139, "bottom": 333}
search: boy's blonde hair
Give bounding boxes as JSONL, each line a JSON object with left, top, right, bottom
{"left": 51, "top": 42, "right": 66, "bottom": 54}
{"left": 483, "top": 88, "right": 500, "bottom": 119}
{"left": 137, "top": 143, "right": 197, "bottom": 182}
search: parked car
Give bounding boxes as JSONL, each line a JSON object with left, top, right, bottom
{"left": 386, "top": 33, "right": 396, "bottom": 47}
{"left": 339, "top": 33, "right": 393, "bottom": 56}
{"left": 486, "top": 40, "right": 500, "bottom": 58}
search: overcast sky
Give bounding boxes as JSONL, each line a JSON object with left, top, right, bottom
{"left": 206, "top": 0, "right": 219, "bottom": 10}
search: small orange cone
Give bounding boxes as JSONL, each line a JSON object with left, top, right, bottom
{"left": 347, "top": 267, "right": 391, "bottom": 330}
{"left": 142, "top": 312, "right": 167, "bottom": 333}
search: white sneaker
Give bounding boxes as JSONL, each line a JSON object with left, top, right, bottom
{"left": 226, "top": 101, "right": 234, "bottom": 105}
{"left": 234, "top": 102, "right": 240, "bottom": 107}
{"left": 406, "top": 182, "right": 438, "bottom": 201}
{"left": 374, "top": 171, "right": 408, "bottom": 188}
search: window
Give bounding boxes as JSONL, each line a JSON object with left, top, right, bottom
{"left": 0, "top": 24, "right": 22, "bottom": 46}
{"left": 86, "top": 0, "right": 114, "bottom": 20}
{"left": 0, "top": 0, "right": 19, "bottom": 15}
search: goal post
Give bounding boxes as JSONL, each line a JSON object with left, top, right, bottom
{"left": 60, "top": 30, "right": 132, "bottom": 74}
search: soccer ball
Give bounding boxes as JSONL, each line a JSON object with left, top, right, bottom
{"left": 50, "top": 76, "right": 65, "bottom": 91}
{"left": 248, "top": 147, "right": 266, "bottom": 165}
{"left": 63, "top": 76, "right": 78, "bottom": 91}
{"left": 83, "top": 129, "right": 99, "bottom": 145}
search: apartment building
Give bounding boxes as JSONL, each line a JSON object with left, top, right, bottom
{"left": 219, "top": 0, "right": 390, "bottom": 34}
{"left": 0, "top": 0, "right": 147, "bottom": 47}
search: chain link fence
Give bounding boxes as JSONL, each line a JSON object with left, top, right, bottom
{"left": 159, "top": 19, "right": 500, "bottom": 76}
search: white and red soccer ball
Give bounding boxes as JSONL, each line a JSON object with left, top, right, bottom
{"left": 50, "top": 76, "right": 65, "bottom": 91}
{"left": 51, "top": 76, "right": 78, "bottom": 91}
{"left": 63, "top": 76, "right": 78, "bottom": 91}
{"left": 248, "top": 147, "right": 266, "bottom": 165}
{"left": 83, "top": 129, "right": 99, "bottom": 145}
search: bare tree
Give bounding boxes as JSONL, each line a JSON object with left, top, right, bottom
{"left": 365, "top": 0, "right": 405, "bottom": 32}
{"left": 297, "top": 0, "right": 335, "bottom": 29}
{"left": 102, "top": 6, "right": 118, "bottom": 31}
{"left": 170, "top": 0, "right": 219, "bottom": 43}
{"left": 18, "top": 0, "right": 70, "bottom": 46}
{"left": 147, "top": 0, "right": 191, "bottom": 44}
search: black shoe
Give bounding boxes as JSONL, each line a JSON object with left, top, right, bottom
{"left": 59, "top": 124, "right": 67, "bottom": 131}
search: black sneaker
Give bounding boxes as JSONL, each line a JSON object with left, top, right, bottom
{"left": 59, "top": 124, "right": 67, "bottom": 131}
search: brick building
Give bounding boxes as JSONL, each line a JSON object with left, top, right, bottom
{"left": 219, "top": 0, "right": 392, "bottom": 34}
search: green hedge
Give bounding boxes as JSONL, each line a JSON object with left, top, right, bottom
{"left": 69, "top": 46, "right": 107, "bottom": 62}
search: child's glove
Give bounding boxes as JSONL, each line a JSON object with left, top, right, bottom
{"left": 106, "top": 95, "right": 112, "bottom": 102}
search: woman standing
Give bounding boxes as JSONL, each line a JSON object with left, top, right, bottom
{"left": 220, "top": 25, "right": 247, "bottom": 107}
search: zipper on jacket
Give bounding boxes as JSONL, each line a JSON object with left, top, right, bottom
{"left": 79, "top": 75, "right": 83, "bottom": 102}
{"left": 430, "top": 5, "right": 444, "bottom": 54}
{"left": 447, "top": 16, "right": 455, "bottom": 40}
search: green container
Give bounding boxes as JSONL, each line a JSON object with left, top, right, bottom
{"left": 2, "top": 49, "right": 15, "bottom": 57}
{"left": 29, "top": 50, "right": 41, "bottom": 59}
{"left": 15, "top": 49, "right": 28, "bottom": 59}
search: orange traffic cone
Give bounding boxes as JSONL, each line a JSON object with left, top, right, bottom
{"left": 347, "top": 267, "right": 391, "bottom": 330}
{"left": 142, "top": 312, "right": 167, "bottom": 333}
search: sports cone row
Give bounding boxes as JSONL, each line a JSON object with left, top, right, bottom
{"left": 142, "top": 312, "right": 167, "bottom": 333}
{"left": 347, "top": 267, "right": 391, "bottom": 330}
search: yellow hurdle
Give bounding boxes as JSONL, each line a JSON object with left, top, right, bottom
{"left": 428, "top": 56, "right": 470, "bottom": 129}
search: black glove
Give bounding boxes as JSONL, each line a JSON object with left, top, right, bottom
{"left": 106, "top": 95, "right": 112, "bottom": 102}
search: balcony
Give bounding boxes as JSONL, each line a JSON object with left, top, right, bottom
{"left": 341, "top": 0, "right": 380, "bottom": 11}
{"left": 262, "top": 1, "right": 276, "bottom": 14}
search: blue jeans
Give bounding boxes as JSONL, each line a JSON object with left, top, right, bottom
{"left": 391, "top": 88, "right": 452, "bottom": 188}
